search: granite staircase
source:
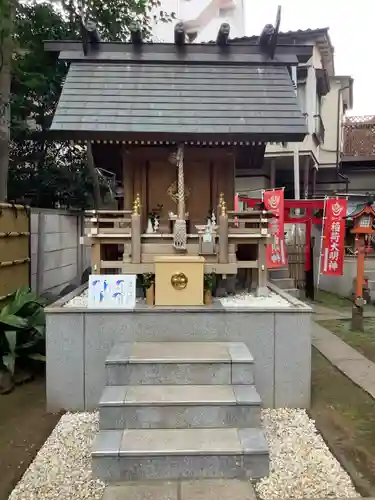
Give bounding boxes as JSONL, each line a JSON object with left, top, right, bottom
{"left": 92, "top": 342, "right": 269, "bottom": 482}
{"left": 269, "top": 267, "right": 300, "bottom": 298}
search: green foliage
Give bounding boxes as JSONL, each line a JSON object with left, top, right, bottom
{"left": 204, "top": 273, "right": 215, "bottom": 291}
{"left": 142, "top": 273, "right": 155, "bottom": 290}
{"left": 8, "top": 0, "right": 175, "bottom": 208}
{"left": 0, "top": 288, "right": 46, "bottom": 374}
{"left": 59, "top": 0, "right": 175, "bottom": 41}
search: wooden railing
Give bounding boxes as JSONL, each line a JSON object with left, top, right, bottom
{"left": 227, "top": 210, "right": 270, "bottom": 235}
{"left": 84, "top": 208, "right": 272, "bottom": 278}
{"left": 85, "top": 210, "right": 132, "bottom": 235}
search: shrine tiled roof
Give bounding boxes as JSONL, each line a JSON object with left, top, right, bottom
{"left": 45, "top": 40, "right": 307, "bottom": 143}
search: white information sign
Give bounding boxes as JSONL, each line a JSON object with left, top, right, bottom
{"left": 88, "top": 275, "right": 136, "bottom": 309}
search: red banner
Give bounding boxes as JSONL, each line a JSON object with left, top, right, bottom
{"left": 263, "top": 189, "right": 287, "bottom": 268}
{"left": 321, "top": 198, "right": 347, "bottom": 275}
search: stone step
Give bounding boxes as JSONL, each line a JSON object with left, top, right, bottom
{"left": 102, "top": 479, "right": 258, "bottom": 500}
{"left": 105, "top": 342, "right": 254, "bottom": 386}
{"left": 92, "top": 428, "right": 269, "bottom": 481}
{"left": 99, "top": 384, "right": 261, "bottom": 430}
{"left": 269, "top": 277, "right": 295, "bottom": 289}
{"left": 269, "top": 267, "right": 290, "bottom": 279}
{"left": 283, "top": 288, "right": 300, "bottom": 299}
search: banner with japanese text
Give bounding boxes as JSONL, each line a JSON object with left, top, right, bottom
{"left": 263, "top": 189, "right": 287, "bottom": 268}
{"left": 321, "top": 198, "right": 347, "bottom": 275}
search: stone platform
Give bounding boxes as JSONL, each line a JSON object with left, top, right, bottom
{"left": 45, "top": 283, "right": 312, "bottom": 412}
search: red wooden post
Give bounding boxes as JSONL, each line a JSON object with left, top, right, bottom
{"left": 349, "top": 201, "right": 375, "bottom": 331}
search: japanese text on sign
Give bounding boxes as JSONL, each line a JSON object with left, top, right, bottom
{"left": 321, "top": 199, "right": 347, "bottom": 276}
{"left": 263, "top": 189, "right": 287, "bottom": 269}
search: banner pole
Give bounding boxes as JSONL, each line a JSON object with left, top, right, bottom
{"left": 317, "top": 195, "right": 328, "bottom": 291}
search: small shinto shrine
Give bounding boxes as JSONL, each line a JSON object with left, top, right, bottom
{"left": 45, "top": 19, "right": 307, "bottom": 304}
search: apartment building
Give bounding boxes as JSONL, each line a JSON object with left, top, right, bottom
{"left": 234, "top": 28, "right": 354, "bottom": 200}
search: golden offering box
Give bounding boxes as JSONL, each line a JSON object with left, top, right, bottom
{"left": 154, "top": 255, "right": 205, "bottom": 306}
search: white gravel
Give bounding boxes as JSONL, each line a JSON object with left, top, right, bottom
{"left": 256, "top": 409, "right": 357, "bottom": 499}
{"left": 63, "top": 288, "right": 89, "bottom": 307}
{"left": 8, "top": 412, "right": 105, "bottom": 500}
{"left": 9, "top": 410, "right": 358, "bottom": 500}
{"left": 64, "top": 290, "right": 292, "bottom": 308}
{"left": 220, "top": 291, "right": 292, "bottom": 308}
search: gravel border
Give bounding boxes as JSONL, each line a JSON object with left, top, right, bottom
{"left": 8, "top": 410, "right": 358, "bottom": 500}
{"left": 63, "top": 289, "right": 292, "bottom": 309}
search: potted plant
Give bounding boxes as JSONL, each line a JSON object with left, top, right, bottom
{"left": 142, "top": 273, "right": 155, "bottom": 306}
{"left": 203, "top": 273, "right": 214, "bottom": 305}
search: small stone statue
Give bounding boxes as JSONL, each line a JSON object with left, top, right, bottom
{"left": 154, "top": 217, "right": 159, "bottom": 232}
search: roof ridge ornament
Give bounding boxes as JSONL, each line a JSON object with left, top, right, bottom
{"left": 80, "top": 18, "right": 100, "bottom": 56}
{"left": 258, "top": 5, "right": 281, "bottom": 59}
{"left": 130, "top": 22, "right": 143, "bottom": 45}
{"left": 216, "top": 23, "right": 230, "bottom": 46}
{"left": 174, "top": 22, "right": 187, "bottom": 46}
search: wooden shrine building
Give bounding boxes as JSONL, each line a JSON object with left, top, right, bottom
{"left": 45, "top": 18, "right": 307, "bottom": 295}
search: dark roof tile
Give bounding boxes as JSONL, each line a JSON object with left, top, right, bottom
{"left": 51, "top": 62, "right": 307, "bottom": 142}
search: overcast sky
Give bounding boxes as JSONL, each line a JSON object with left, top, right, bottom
{"left": 243, "top": 0, "right": 375, "bottom": 116}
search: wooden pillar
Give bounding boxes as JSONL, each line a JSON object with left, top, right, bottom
{"left": 216, "top": 154, "right": 235, "bottom": 211}
{"left": 304, "top": 156, "right": 310, "bottom": 199}
{"left": 131, "top": 213, "right": 141, "bottom": 264}
{"left": 270, "top": 159, "right": 276, "bottom": 189}
{"left": 218, "top": 214, "right": 228, "bottom": 264}
{"left": 122, "top": 147, "right": 134, "bottom": 210}
{"left": 256, "top": 240, "right": 268, "bottom": 296}
{"left": 91, "top": 242, "right": 101, "bottom": 274}
{"left": 133, "top": 158, "right": 147, "bottom": 230}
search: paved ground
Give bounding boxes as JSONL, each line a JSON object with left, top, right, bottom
{"left": 311, "top": 303, "right": 375, "bottom": 400}
{"left": 102, "top": 479, "right": 257, "bottom": 500}
{"left": 311, "top": 302, "right": 375, "bottom": 320}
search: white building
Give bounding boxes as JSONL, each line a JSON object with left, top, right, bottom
{"left": 234, "top": 28, "right": 354, "bottom": 200}
{"left": 151, "top": 0, "right": 245, "bottom": 42}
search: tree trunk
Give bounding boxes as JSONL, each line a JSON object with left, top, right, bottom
{"left": 0, "top": 15, "right": 13, "bottom": 202}
{"left": 87, "top": 142, "right": 102, "bottom": 209}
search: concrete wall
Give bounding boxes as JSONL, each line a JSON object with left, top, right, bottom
{"left": 319, "top": 79, "right": 343, "bottom": 167}
{"left": 315, "top": 169, "right": 375, "bottom": 197}
{"left": 46, "top": 285, "right": 312, "bottom": 412}
{"left": 265, "top": 48, "right": 319, "bottom": 160}
{"left": 316, "top": 256, "right": 375, "bottom": 297}
{"left": 235, "top": 174, "right": 269, "bottom": 197}
{"left": 31, "top": 209, "right": 90, "bottom": 297}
